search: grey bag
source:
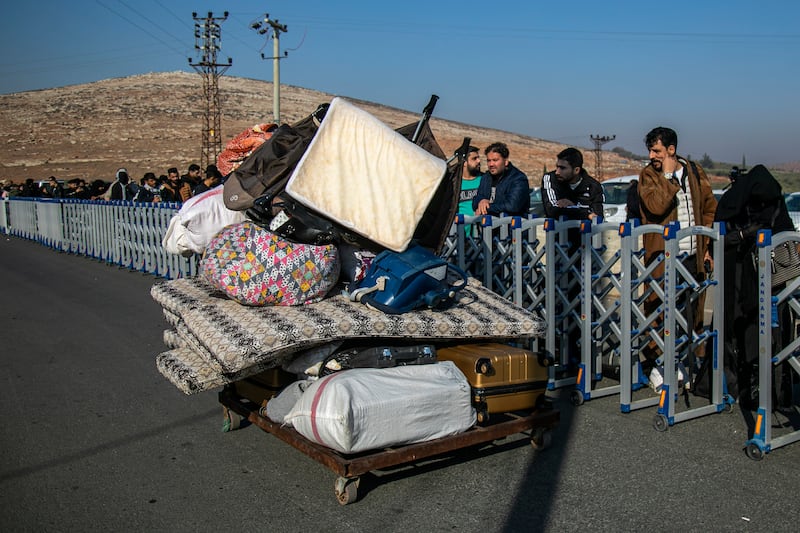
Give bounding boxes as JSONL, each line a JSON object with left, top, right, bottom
{"left": 265, "top": 380, "right": 312, "bottom": 423}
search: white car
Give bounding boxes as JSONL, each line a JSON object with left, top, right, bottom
{"left": 785, "top": 192, "right": 800, "bottom": 231}
{"left": 601, "top": 175, "right": 638, "bottom": 224}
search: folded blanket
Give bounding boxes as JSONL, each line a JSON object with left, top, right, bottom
{"left": 152, "top": 276, "right": 545, "bottom": 394}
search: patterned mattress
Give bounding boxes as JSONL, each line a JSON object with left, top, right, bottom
{"left": 152, "top": 276, "right": 545, "bottom": 395}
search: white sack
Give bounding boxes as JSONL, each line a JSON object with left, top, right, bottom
{"left": 284, "top": 361, "right": 476, "bottom": 454}
{"left": 285, "top": 97, "right": 447, "bottom": 252}
{"left": 162, "top": 185, "right": 246, "bottom": 256}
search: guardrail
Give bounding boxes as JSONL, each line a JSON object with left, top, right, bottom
{"left": 1, "top": 198, "right": 198, "bottom": 279}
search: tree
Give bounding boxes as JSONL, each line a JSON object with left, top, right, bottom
{"left": 700, "top": 153, "right": 714, "bottom": 169}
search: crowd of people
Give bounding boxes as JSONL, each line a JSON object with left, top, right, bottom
{"left": 0, "top": 163, "right": 225, "bottom": 203}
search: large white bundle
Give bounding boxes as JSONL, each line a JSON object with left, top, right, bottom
{"left": 285, "top": 97, "right": 447, "bottom": 252}
{"left": 162, "top": 185, "right": 246, "bottom": 256}
{"left": 284, "top": 361, "right": 476, "bottom": 454}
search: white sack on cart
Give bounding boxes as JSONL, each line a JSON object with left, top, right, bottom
{"left": 162, "top": 185, "right": 246, "bottom": 256}
{"left": 284, "top": 361, "right": 476, "bottom": 454}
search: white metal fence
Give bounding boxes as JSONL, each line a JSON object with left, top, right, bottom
{"left": 1, "top": 198, "right": 198, "bottom": 279}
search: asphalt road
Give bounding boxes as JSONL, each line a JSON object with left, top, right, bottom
{"left": 1, "top": 235, "right": 798, "bottom": 532}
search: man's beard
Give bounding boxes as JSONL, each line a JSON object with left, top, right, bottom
{"left": 651, "top": 159, "right": 663, "bottom": 171}
{"left": 468, "top": 165, "right": 481, "bottom": 177}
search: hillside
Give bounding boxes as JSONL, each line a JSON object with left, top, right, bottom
{"left": 0, "top": 71, "right": 644, "bottom": 186}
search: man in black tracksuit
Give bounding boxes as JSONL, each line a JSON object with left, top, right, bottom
{"left": 541, "top": 147, "right": 604, "bottom": 369}
{"left": 542, "top": 147, "right": 604, "bottom": 222}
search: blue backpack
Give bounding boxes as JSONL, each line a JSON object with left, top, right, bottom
{"left": 348, "top": 244, "right": 468, "bottom": 314}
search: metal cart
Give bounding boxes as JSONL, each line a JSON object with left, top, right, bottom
{"left": 218, "top": 384, "right": 559, "bottom": 505}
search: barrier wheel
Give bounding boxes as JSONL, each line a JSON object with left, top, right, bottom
{"left": 746, "top": 443, "right": 764, "bottom": 461}
{"left": 723, "top": 395, "right": 736, "bottom": 413}
{"left": 653, "top": 414, "right": 669, "bottom": 432}
{"left": 570, "top": 390, "right": 585, "bottom": 406}
{"left": 335, "top": 476, "right": 360, "bottom": 505}
{"left": 530, "top": 428, "right": 552, "bottom": 450}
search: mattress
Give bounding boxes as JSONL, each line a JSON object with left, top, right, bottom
{"left": 152, "top": 276, "right": 545, "bottom": 395}
{"left": 285, "top": 97, "right": 447, "bottom": 252}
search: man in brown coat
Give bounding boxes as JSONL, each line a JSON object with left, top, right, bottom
{"left": 636, "top": 126, "right": 717, "bottom": 388}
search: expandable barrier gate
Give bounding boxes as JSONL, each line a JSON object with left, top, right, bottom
{"left": 0, "top": 198, "right": 198, "bottom": 279}
{"left": 746, "top": 229, "right": 800, "bottom": 459}
{"left": 6, "top": 198, "right": 799, "bottom": 455}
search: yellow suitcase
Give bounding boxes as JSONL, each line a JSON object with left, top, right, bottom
{"left": 437, "top": 343, "right": 549, "bottom": 423}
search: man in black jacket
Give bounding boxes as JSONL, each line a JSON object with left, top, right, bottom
{"left": 542, "top": 147, "right": 604, "bottom": 222}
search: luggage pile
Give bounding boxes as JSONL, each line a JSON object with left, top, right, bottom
{"left": 152, "top": 96, "right": 548, "bottom": 455}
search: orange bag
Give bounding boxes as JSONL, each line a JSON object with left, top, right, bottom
{"left": 216, "top": 123, "right": 277, "bottom": 176}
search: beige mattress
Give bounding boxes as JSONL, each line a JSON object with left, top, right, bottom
{"left": 285, "top": 97, "right": 447, "bottom": 252}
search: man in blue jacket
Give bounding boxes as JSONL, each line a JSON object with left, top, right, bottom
{"left": 472, "top": 142, "right": 530, "bottom": 217}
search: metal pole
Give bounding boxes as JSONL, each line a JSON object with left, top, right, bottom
{"left": 273, "top": 29, "right": 281, "bottom": 123}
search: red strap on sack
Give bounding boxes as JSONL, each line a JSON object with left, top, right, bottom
{"left": 309, "top": 373, "right": 340, "bottom": 446}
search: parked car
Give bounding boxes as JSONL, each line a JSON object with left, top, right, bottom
{"left": 529, "top": 187, "right": 544, "bottom": 218}
{"left": 601, "top": 175, "right": 638, "bottom": 224}
{"left": 784, "top": 192, "right": 800, "bottom": 231}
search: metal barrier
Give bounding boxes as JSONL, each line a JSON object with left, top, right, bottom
{"left": 5, "top": 197, "right": 798, "bottom": 453}
{"left": 573, "top": 219, "right": 626, "bottom": 404}
{"left": 746, "top": 229, "right": 800, "bottom": 459}
{"left": 654, "top": 221, "right": 733, "bottom": 430}
{"left": 1, "top": 198, "right": 197, "bottom": 279}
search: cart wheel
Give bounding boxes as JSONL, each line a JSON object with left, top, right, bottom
{"left": 530, "top": 428, "right": 552, "bottom": 450}
{"left": 653, "top": 414, "right": 669, "bottom": 432}
{"left": 570, "top": 390, "right": 585, "bottom": 406}
{"left": 221, "top": 407, "right": 243, "bottom": 433}
{"left": 535, "top": 393, "right": 552, "bottom": 410}
{"left": 745, "top": 443, "right": 764, "bottom": 461}
{"left": 334, "top": 476, "right": 360, "bottom": 505}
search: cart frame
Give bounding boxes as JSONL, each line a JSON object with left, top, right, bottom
{"left": 218, "top": 385, "right": 560, "bottom": 504}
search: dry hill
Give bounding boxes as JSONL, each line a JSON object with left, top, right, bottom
{"left": 0, "top": 71, "right": 643, "bottom": 185}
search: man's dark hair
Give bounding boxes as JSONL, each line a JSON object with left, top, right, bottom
{"left": 188, "top": 164, "right": 201, "bottom": 172}
{"left": 167, "top": 167, "right": 178, "bottom": 175}
{"left": 485, "top": 142, "right": 509, "bottom": 159}
{"left": 645, "top": 127, "right": 678, "bottom": 150}
{"left": 557, "top": 147, "right": 583, "bottom": 169}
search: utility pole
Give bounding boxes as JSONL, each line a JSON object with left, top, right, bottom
{"left": 251, "top": 14, "right": 288, "bottom": 124}
{"left": 590, "top": 134, "right": 616, "bottom": 181}
{"left": 189, "top": 11, "right": 232, "bottom": 171}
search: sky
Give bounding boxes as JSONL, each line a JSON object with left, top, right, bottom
{"left": 2, "top": 0, "right": 799, "bottom": 165}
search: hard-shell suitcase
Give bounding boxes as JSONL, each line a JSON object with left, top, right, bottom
{"left": 437, "top": 343, "right": 549, "bottom": 423}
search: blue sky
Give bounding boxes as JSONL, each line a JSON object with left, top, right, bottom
{"left": 2, "top": 1, "right": 799, "bottom": 165}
